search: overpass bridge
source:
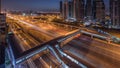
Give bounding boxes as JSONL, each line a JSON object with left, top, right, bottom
{"left": 7, "top": 29, "right": 114, "bottom": 68}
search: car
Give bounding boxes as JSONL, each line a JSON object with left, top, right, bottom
{"left": 8, "top": 32, "right": 14, "bottom": 35}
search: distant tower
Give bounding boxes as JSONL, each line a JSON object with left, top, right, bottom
{"left": 92, "top": 0, "right": 105, "bottom": 21}
{"left": 60, "top": 0, "right": 63, "bottom": 17}
{"left": 63, "top": 0, "right": 69, "bottom": 19}
{"left": 0, "top": 0, "right": 5, "bottom": 67}
{"left": 73, "top": 0, "right": 76, "bottom": 19}
{"left": 61, "top": 0, "right": 84, "bottom": 22}
{"left": 73, "top": 0, "right": 84, "bottom": 21}
{"left": 76, "top": 0, "right": 84, "bottom": 21}
{"left": 85, "top": 0, "right": 92, "bottom": 18}
{"left": 110, "top": 0, "right": 120, "bottom": 27}
{"left": 68, "top": 1, "right": 73, "bottom": 18}
{"left": 60, "top": 0, "right": 72, "bottom": 20}
{"left": 0, "top": 0, "right": 1, "bottom": 13}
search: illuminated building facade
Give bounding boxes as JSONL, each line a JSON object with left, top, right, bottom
{"left": 60, "top": 0, "right": 84, "bottom": 22}
{"left": 110, "top": 0, "right": 120, "bottom": 27}
{"left": 92, "top": 0, "right": 105, "bottom": 21}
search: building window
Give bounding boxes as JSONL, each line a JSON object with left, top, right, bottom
{"left": 115, "top": 19, "right": 117, "bottom": 25}
{"left": 115, "top": 7, "right": 117, "bottom": 15}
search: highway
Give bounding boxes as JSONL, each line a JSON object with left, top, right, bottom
{"left": 7, "top": 17, "right": 64, "bottom": 68}
{"left": 62, "top": 34, "right": 120, "bottom": 68}
{"left": 94, "top": 27, "right": 120, "bottom": 38}
{"left": 7, "top": 14, "right": 120, "bottom": 68}
{"left": 8, "top": 20, "right": 40, "bottom": 68}
{"left": 41, "top": 52, "right": 61, "bottom": 68}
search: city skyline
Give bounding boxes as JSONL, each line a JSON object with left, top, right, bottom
{"left": 2, "top": 0, "right": 109, "bottom": 11}
{"left": 1, "top": 0, "right": 120, "bottom": 68}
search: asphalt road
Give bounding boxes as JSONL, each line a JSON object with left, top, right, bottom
{"left": 62, "top": 34, "right": 120, "bottom": 68}
{"left": 7, "top": 15, "right": 120, "bottom": 68}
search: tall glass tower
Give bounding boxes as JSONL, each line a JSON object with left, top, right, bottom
{"left": 85, "top": 0, "right": 92, "bottom": 17}
{"left": 110, "top": 0, "right": 120, "bottom": 27}
{"left": 92, "top": 0, "right": 105, "bottom": 21}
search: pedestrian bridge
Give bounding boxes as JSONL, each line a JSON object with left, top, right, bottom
{"left": 7, "top": 28, "right": 111, "bottom": 67}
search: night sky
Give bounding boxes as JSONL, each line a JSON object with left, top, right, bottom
{"left": 2, "top": 0, "right": 109, "bottom": 11}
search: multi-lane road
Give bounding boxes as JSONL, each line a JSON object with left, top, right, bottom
{"left": 62, "top": 34, "right": 120, "bottom": 68}
{"left": 7, "top": 14, "right": 120, "bottom": 68}
{"left": 7, "top": 16, "right": 67, "bottom": 68}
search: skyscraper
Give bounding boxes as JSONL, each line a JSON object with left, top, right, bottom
{"left": 85, "top": 0, "right": 92, "bottom": 18}
{"left": 0, "top": 0, "right": 1, "bottom": 13}
{"left": 62, "top": 0, "right": 69, "bottom": 19}
{"left": 0, "top": 0, "right": 5, "bottom": 68}
{"left": 60, "top": 0, "right": 85, "bottom": 22}
{"left": 0, "top": 0, "right": 6, "bottom": 29}
{"left": 60, "top": 0, "right": 63, "bottom": 17}
{"left": 110, "top": 0, "right": 120, "bottom": 27}
{"left": 73, "top": 0, "right": 76, "bottom": 19}
{"left": 74, "top": 0, "right": 84, "bottom": 21}
{"left": 60, "top": 0, "right": 74, "bottom": 21}
{"left": 92, "top": 0, "right": 105, "bottom": 21}
{"left": 68, "top": 1, "right": 73, "bottom": 18}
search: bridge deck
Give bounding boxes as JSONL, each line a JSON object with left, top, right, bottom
{"left": 8, "top": 34, "right": 23, "bottom": 59}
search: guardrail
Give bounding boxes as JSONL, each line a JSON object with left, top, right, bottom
{"left": 55, "top": 45, "right": 87, "bottom": 68}
{"left": 96, "top": 29, "right": 120, "bottom": 43}
{"left": 58, "top": 29, "right": 112, "bottom": 47}
{"left": 81, "top": 30, "right": 108, "bottom": 40}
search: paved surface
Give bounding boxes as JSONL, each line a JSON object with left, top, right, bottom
{"left": 62, "top": 34, "right": 120, "bottom": 68}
